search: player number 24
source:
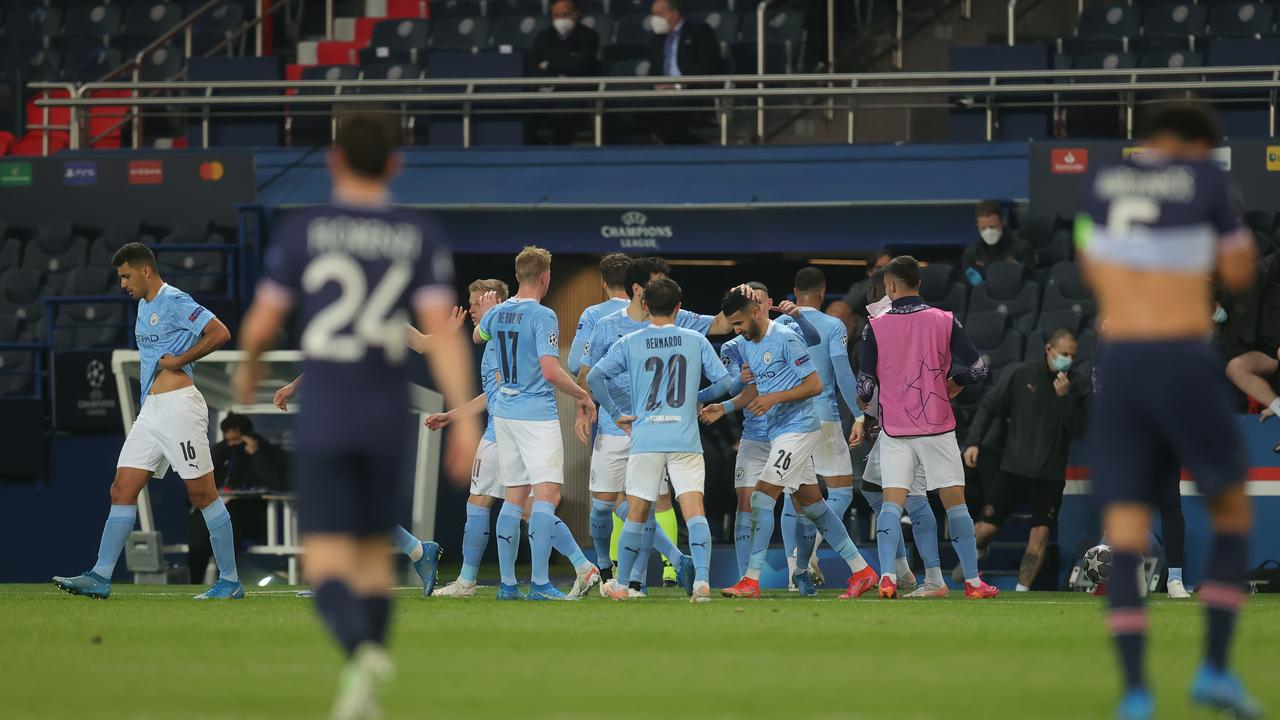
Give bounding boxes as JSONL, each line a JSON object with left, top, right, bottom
{"left": 301, "top": 255, "right": 410, "bottom": 364}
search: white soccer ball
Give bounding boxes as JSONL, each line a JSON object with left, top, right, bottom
{"left": 1083, "top": 544, "right": 1113, "bottom": 584}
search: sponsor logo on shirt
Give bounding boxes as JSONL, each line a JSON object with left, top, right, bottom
{"left": 0, "top": 161, "right": 33, "bottom": 187}
{"left": 1268, "top": 146, "right": 1280, "bottom": 172}
{"left": 63, "top": 161, "right": 97, "bottom": 185}
{"left": 1050, "top": 148, "right": 1088, "bottom": 174}
{"left": 600, "top": 211, "right": 672, "bottom": 250}
{"left": 189, "top": 307, "right": 205, "bottom": 322}
{"left": 128, "top": 160, "right": 164, "bottom": 185}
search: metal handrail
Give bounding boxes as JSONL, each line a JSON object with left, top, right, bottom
{"left": 1008, "top": 0, "right": 1018, "bottom": 47}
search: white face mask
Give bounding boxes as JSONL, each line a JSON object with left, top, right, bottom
{"left": 553, "top": 17, "right": 576, "bottom": 34}
{"left": 649, "top": 15, "right": 670, "bottom": 35}
{"left": 866, "top": 296, "right": 892, "bottom": 318}
{"left": 979, "top": 227, "right": 1002, "bottom": 246}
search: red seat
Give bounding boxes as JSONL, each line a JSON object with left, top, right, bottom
{"left": 87, "top": 90, "right": 131, "bottom": 149}
{"left": 316, "top": 40, "right": 363, "bottom": 65}
{"left": 0, "top": 131, "right": 14, "bottom": 156}
{"left": 355, "top": 17, "right": 381, "bottom": 46}
{"left": 386, "top": 0, "right": 430, "bottom": 18}
{"left": 12, "top": 131, "right": 69, "bottom": 156}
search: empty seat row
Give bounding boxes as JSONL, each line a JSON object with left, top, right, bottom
{"left": 1065, "top": 2, "right": 1280, "bottom": 55}
{"left": 429, "top": 0, "right": 751, "bottom": 19}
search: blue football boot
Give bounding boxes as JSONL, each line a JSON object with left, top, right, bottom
{"left": 496, "top": 583, "right": 526, "bottom": 601}
{"left": 410, "top": 541, "right": 442, "bottom": 598}
{"left": 527, "top": 582, "right": 575, "bottom": 601}
{"left": 1115, "top": 689, "right": 1153, "bottom": 720}
{"left": 52, "top": 572, "right": 111, "bottom": 599}
{"left": 793, "top": 569, "right": 818, "bottom": 597}
{"left": 676, "top": 554, "right": 695, "bottom": 597}
{"left": 194, "top": 578, "right": 245, "bottom": 599}
{"left": 1190, "top": 665, "right": 1262, "bottom": 719}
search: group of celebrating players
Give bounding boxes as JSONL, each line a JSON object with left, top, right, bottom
{"left": 48, "top": 101, "right": 1263, "bottom": 720}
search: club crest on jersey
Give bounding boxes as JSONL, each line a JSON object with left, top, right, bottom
{"left": 735, "top": 466, "right": 745, "bottom": 480}
{"left": 762, "top": 351, "right": 773, "bottom": 364}
{"left": 149, "top": 312, "right": 159, "bottom": 326}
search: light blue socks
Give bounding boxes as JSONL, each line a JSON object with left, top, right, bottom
{"left": 780, "top": 494, "right": 798, "bottom": 565}
{"left": 748, "top": 491, "right": 777, "bottom": 575}
{"left": 200, "top": 497, "right": 239, "bottom": 583}
{"left": 733, "top": 510, "right": 753, "bottom": 577}
{"left": 947, "top": 505, "right": 980, "bottom": 583}
{"left": 686, "top": 515, "right": 711, "bottom": 584}
{"left": 495, "top": 501, "right": 523, "bottom": 586}
{"left": 91, "top": 504, "right": 137, "bottom": 579}
{"left": 460, "top": 503, "right": 491, "bottom": 583}
{"left": 616, "top": 520, "right": 646, "bottom": 590}
{"left": 905, "top": 495, "right": 939, "bottom": 570}
{"left": 551, "top": 514, "right": 590, "bottom": 571}
{"left": 876, "top": 501, "right": 904, "bottom": 580}
{"left": 863, "top": 489, "right": 907, "bottom": 560}
{"left": 801, "top": 498, "right": 866, "bottom": 569}
{"left": 589, "top": 498, "right": 615, "bottom": 570}
{"left": 529, "top": 500, "right": 555, "bottom": 586}
{"left": 392, "top": 525, "right": 421, "bottom": 558}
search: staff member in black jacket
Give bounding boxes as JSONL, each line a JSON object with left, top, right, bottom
{"left": 646, "top": 0, "right": 720, "bottom": 144}
{"left": 531, "top": 0, "right": 601, "bottom": 144}
{"left": 962, "top": 329, "right": 1087, "bottom": 591}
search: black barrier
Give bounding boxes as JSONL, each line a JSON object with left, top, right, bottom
{"left": 0, "top": 152, "right": 255, "bottom": 227}
{"left": 52, "top": 350, "right": 122, "bottom": 432}
{"left": 1029, "top": 140, "right": 1280, "bottom": 219}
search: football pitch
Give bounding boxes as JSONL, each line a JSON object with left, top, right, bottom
{"left": 3, "top": 583, "right": 1278, "bottom": 719}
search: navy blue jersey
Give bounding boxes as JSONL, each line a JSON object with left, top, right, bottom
{"left": 263, "top": 204, "right": 455, "bottom": 451}
{"left": 1076, "top": 154, "right": 1248, "bottom": 272}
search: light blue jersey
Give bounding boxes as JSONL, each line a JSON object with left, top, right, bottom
{"left": 735, "top": 320, "right": 820, "bottom": 439}
{"left": 134, "top": 283, "right": 213, "bottom": 401}
{"left": 719, "top": 335, "right": 768, "bottom": 443}
{"left": 584, "top": 307, "right": 714, "bottom": 436}
{"left": 797, "top": 307, "right": 850, "bottom": 422}
{"left": 567, "top": 296, "right": 628, "bottom": 375}
{"left": 592, "top": 324, "right": 727, "bottom": 454}
{"left": 479, "top": 341, "right": 500, "bottom": 442}
{"left": 476, "top": 298, "right": 560, "bottom": 421}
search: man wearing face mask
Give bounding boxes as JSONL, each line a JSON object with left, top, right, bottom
{"left": 531, "top": 0, "right": 600, "bottom": 145}
{"left": 961, "top": 328, "right": 1088, "bottom": 591}
{"left": 961, "top": 200, "right": 1036, "bottom": 286}
{"left": 646, "top": 0, "right": 719, "bottom": 144}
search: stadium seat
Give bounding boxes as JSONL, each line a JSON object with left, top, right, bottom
{"left": 369, "top": 18, "right": 432, "bottom": 65}
{"left": 1062, "top": 4, "right": 1140, "bottom": 54}
{"left": 1070, "top": 51, "right": 1136, "bottom": 71}
{"left": 691, "top": 10, "right": 739, "bottom": 58}
{"left": 684, "top": 0, "right": 733, "bottom": 12}
{"left": 359, "top": 46, "right": 414, "bottom": 65}
{"left": 61, "top": 265, "right": 115, "bottom": 297}
{"left": 64, "top": 4, "right": 123, "bottom": 39}
{"left": 88, "top": 221, "right": 139, "bottom": 267}
{"left": 138, "top": 45, "right": 183, "bottom": 81}
{"left": 288, "top": 65, "right": 360, "bottom": 146}
{"left": 966, "top": 261, "right": 1041, "bottom": 336}
{"left": 166, "top": 218, "right": 215, "bottom": 244}
{"left": 123, "top": 2, "right": 184, "bottom": 37}
{"left": 360, "top": 61, "right": 425, "bottom": 84}
{"left": 487, "top": 0, "right": 545, "bottom": 19}
{"left": 0, "top": 316, "right": 19, "bottom": 343}
{"left": 737, "top": 8, "right": 805, "bottom": 72}
{"left": 1208, "top": 3, "right": 1276, "bottom": 39}
{"left": 609, "top": 0, "right": 649, "bottom": 16}
{"left": 0, "top": 268, "right": 49, "bottom": 341}
{"left": 158, "top": 249, "right": 225, "bottom": 295}
{"left": 606, "top": 13, "right": 655, "bottom": 62}
{"left": 1038, "top": 229, "right": 1074, "bottom": 269}
{"left": 1033, "top": 308, "right": 1085, "bottom": 336}
{"left": 608, "top": 57, "right": 651, "bottom": 76}
{"left": 431, "top": 17, "right": 491, "bottom": 52}
{"left": 1139, "top": 49, "right": 1204, "bottom": 68}
{"left": 137, "top": 220, "right": 173, "bottom": 246}
{"left": 1041, "top": 262, "right": 1096, "bottom": 324}
{"left": 22, "top": 221, "right": 87, "bottom": 294}
{"left": 13, "top": 48, "right": 64, "bottom": 83}
{"left": 1136, "top": 3, "right": 1206, "bottom": 52}
{"left": 0, "top": 237, "right": 23, "bottom": 270}
{"left": 0, "top": 351, "right": 35, "bottom": 397}
{"left": 581, "top": 14, "right": 614, "bottom": 45}
{"left": 580, "top": 0, "right": 607, "bottom": 15}
{"left": 919, "top": 263, "right": 968, "bottom": 318}
{"left": 430, "top": 0, "right": 485, "bottom": 20}
{"left": 964, "top": 310, "right": 1024, "bottom": 375}
{"left": 64, "top": 45, "right": 123, "bottom": 82}
{"left": 1012, "top": 209, "right": 1056, "bottom": 251}
{"left": 197, "top": 1, "right": 245, "bottom": 34}
{"left": 490, "top": 15, "right": 550, "bottom": 51}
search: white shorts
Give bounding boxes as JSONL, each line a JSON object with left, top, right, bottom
{"left": 494, "top": 418, "right": 563, "bottom": 487}
{"left": 862, "top": 437, "right": 927, "bottom": 496}
{"left": 813, "top": 420, "right": 854, "bottom": 477}
{"left": 734, "top": 439, "right": 771, "bottom": 489}
{"left": 759, "top": 431, "right": 820, "bottom": 493}
{"left": 589, "top": 432, "right": 631, "bottom": 494}
{"left": 117, "top": 386, "right": 213, "bottom": 481}
{"left": 878, "top": 431, "right": 965, "bottom": 493}
{"left": 627, "top": 452, "right": 704, "bottom": 502}
{"left": 470, "top": 439, "right": 508, "bottom": 499}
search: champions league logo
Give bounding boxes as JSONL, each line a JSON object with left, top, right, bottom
{"left": 85, "top": 359, "right": 106, "bottom": 390}
{"left": 600, "top": 211, "right": 673, "bottom": 250}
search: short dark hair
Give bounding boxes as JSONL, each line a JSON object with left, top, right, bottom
{"left": 624, "top": 256, "right": 670, "bottom": 298}
{"left": 746, "top": 280, "right": 768, "bottom": 298}
{"left": 720, "top": 288, "right": 754, "bottom": 317}
{"left": 1138, "top": 100, "right": 1220, "bottom": 146}
{"left": 644, "top": 278, "right": 682, "bottom": 316}
{"left": 867, "top": 269, "right": 886, "bottom": 304}
{"left": 657, "top": 0, "right": 684, "bottom": 13}
{"left": 220, "top": 413, "right": 254, "bottom": 435}
{"left": 1048, "top": 328, "right": 1077, "bottom": 347}
{"left": 111, "top": 242, "right": 157, "bottom": 270}
{"left": 794, "top": 267, "right": 825, "bottom": 294}
{"left": 599, "top": 252, "right": 631, "bottom": 289}
{"left": 884, "top": 255, "right": 921, "bottom": 290}
{"left": 336, "top": 108, "right": 399, "bottom": 179}
{"left": 552, "top": 0, "right": 580, "bottom": 9}
{"left": 975, "top": 200, "right": 1003, "bottom": 220}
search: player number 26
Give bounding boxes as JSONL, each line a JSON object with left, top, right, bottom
{"left": 301, "top": 255, "right": 411, "bottom": 364}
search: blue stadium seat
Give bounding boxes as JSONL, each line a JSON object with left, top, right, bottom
{"left": 605, "top": 13, "right": 653, "bottom": 61}
{"left": 738, "top": 8, "right": 805, "bottom": 72}
{"left": 370, "top": 18, "right": 432, "bottom": 65}
{"left": 0, "top": 237, "right": 22, "bottom": 271}
{"left": 359, "top": 62, "right": 424, "bottom": 84}
{"left": 580, "top": 0, "right": 606, "bottom": 15}
{"left": 1206, "top": 38, "right": 1280, "bottom": 138}
{"left": 608, "top": 0, "right": 648, "bottom": 17}
{"left": 1038, "top": 229, "right": 1074, "bottom": 268}
{"left": 1061, "top": 4, "right": 1140, "bottom": 55}
{"left": 1208, "top": 3, "right": 1276, "bottom": 39}
{"left": 289, "top": 65, "right": 360, "bottom": 146}
{"left": 1041, "top": 262, "right": 1096, "bottom": 325}
{"left": 689, "top": 10, "right": 739, "bottom": 58}
{"left": 123, "top": 2, "right": 184, "bottom": 37}
{"left": 431, "top": 0, "right": 485, "bottom": 19}
{"left": 22, "top": 221, "right": 87, "bottom": 295}
{"left": 61, "top": 265, "right": 115, "bottom": 296}
{"left": 0, "top": 268, "right": 49, "bottom": 342}
{"left": 581, "top": 14, "right": 614, "bottom": 45}
{"left": 1033, "top": 308, "right": 1085, "bottom": 337}
{"left": 489, "top": 15, "right": 550, "bottom": 51}
{"left": 1136, "top": 2, "right": 1206, "bottom": 52}
{"left": 424, "top": 52, "right": 526, "bottom": 146}
{"left": 966, "top": 262, "right": 1041, "bottom": 336}
{"left": 487, "top": 0, "right": 544, "bottom": 19}
{"left": 431, "top": 16, "right": 491, "bottom": 53}
{"left": 964, "top": 310, "right": 1024, "bottom": 376}
{"left": 359, "top": 46, "right": 415, "bottom": 66}
{"left": 919, "top": 263, "right": 968, "bottom": 319}
{"left": 1139, "top": 49, "right": 1204, "bottom": 68}
{"left": 158, "top": 249, "right": 225, "bottom": 295}
{"left": 196, "top": 1, "right": 244, "bottom": 34}
{"left": 88, "top": 221, "right": 139, "bottom": 267}
{"left": 60, "top": 43, "right": 122, "bottom": 81}
{"left": 608, "top": 57, "right": 652, "bottom": 76}
{"left": 64, "top": 4, "right": 123, "bottom": 39}
{"left": 947, "top": 45, "right": 1052, "bottom": 141}
{"left": 1071, "top": 51, "right": 1136, "bottom": 71}
{"left": 1025, "top": 327, "right": 1098, "bottom": 365}
{"left": 137, "top": 220, "right": 173, "bottom": 246}
{"left": 138, "top": 45, "right": 183, "bottom": 81}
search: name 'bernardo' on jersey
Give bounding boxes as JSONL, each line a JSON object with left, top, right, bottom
{"left": 645, "top": 335, "right": 683, "bottom": 349}
{"left": 306, "top": 216, "right": 424, "bottom": 262}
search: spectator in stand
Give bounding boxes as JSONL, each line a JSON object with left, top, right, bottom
{"left": 961, "top": 329, "right": 1088, "bottom": 591}
{"left": 188, "top": 414, "right": 288, "bottom": 582}
{"left": 961, "top": 200, "right": 1035, "bottom": 286}
{"left": 646, "top": 0, "right": 720, "bottom": 144}
{"left": 531, "top": 0, "right": 601, "bottom": 145}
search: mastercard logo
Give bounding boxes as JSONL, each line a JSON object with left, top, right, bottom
{"left": 198, "top": 161, "right": 224, "bottom": 181}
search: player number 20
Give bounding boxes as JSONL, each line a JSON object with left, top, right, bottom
{"left": 301, "top": 255, "right": 411, "bottom": 364}
{"left": 642, "top": 355, "right": 687, "bottom": 411}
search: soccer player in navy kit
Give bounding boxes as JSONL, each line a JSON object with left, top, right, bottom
{"left": 1077, "top": 102, "right": 1261, "bottom": 719}
{"left": 235, "top": 110, "right": 480, "bottom": 720}
{"left": 53, "top": 242, "right": 239, "bottom": 601}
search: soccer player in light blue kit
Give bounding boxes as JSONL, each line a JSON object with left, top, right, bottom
{"left": 567, "top": 252, "right": 631, "bottom": 378}
{"left": 702, "top": 290, "right": 879, "bottom": 599}
{"left": 474, "top": 246, "right": 597, "bottom": 601}
{"left": 578, "top": 257, "right": 746, "bottom": 595}
{"left": 53, "top": 242, "right": 241, "bottom": 600}
{"left": 588, "top": 278, "right": 737, "bottom": 602}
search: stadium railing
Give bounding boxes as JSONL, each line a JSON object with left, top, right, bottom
{"left": 29, "top": 64, "right": 1280, "bottom": 149}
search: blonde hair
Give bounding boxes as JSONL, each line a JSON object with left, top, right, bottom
{"left": 514, "top": 246, "right": 552, "bottom": 283}
{"left": 468, "top": 278, "right": 510, "bottom": 301}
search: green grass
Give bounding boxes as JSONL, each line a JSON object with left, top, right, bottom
{"left": 2, "top": 583, "right": 1277, "bottom": 719}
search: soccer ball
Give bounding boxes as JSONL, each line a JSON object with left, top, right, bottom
{"left": 1083, "top": 544, "right": 1114, "bottom": 584}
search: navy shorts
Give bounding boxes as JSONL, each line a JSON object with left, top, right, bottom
{"left": 1089, "top": 340, "right": 1245, "bottom": 506}
{"left": 293, "top": 443, "right": 407, "bottom": 537}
